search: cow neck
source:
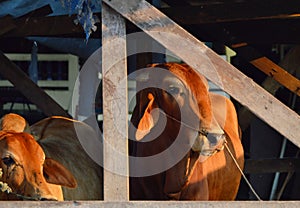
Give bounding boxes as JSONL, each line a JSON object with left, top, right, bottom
{"left": 160, "top": 108, "right": 202, "bottom": 200}
{"left": 164, "top": 149, "right": 200, "bottom": 200}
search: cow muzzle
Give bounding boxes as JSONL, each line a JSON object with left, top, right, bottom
{"left": 192, "top": 131, "right": 226, "bottom": 162}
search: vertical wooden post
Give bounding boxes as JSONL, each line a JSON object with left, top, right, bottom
{"left": 102, "top": 3, "right": 129, "bottom": 201}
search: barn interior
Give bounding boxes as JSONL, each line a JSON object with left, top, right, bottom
{"left": 0, "top": 0, "right": 299, "bottom": 201}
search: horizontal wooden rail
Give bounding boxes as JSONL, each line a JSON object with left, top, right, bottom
{"left": 244, "top": 158, "right": 300, "bottom": 174}
{"left": 0, "top": 201, "right": 299, "bottom": 207}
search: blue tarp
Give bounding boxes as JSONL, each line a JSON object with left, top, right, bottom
{"left": 0, "top": 0, "right": 101, "bottom": 18}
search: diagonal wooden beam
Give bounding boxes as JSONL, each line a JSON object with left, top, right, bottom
{"left": 231, "top": 43, "right": 300, "bottom": 97}
{"left": 238, "top": 45, "right": 300, "bottom": 130}
{"left": 250, "top": 57, "right": 300, "bottom": 95}
{"left": 0, "top": 51, "right": 71, "bottom": 118}
{"left": 103, "top": 0, "right": 300, "bottom": 147}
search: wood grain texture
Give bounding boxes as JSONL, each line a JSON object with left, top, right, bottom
{"left": 102, "top": 3, "right": 129, "bottom": 201}
{"left": 0, "top": 201, "right": 299, "bottom": 207}
{"left": 238, "top": 45, "right": 300, "bottom": 130}
{"left": 250, "top": 57, "right": 300, "bottom": 96}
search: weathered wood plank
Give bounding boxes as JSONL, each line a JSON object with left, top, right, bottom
{"left": 250, "top": 57, "right": 300, "bottom": 96}
{"left": 102, "top": 3, "right": 129, "bottom": 201}
{"left": 244, "top": 158, "right": 300, "bottom": 174}
{"left": 0, "top": 52, "right": 70, "bottom": 118}
{"left": 230, "top": 43, "right": 300, "bottom": 97}
{"left": 237, "top": 45, "right": 300, "bottom": 130}
{"left": 3, "top": 15, "right": 85, "bottom": 38}
{"left": 0, "top": 5, "right": 52, "bottom": 36}
{"left": 160, "top": 0, "right": 300, "bottom": 24}
{"left": 103, "top": 0, "right": 300, "bottom": 147}
{"left": 0, "top": 201, "right": 299, "bottom": 207}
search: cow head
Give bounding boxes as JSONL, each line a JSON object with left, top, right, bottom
{"left": 0, "top": 131, "right": 77, "bottom": 200}
{"left": 132, "top": 63, "right": 225, "bottom": 156}
{"left": 130, "top": 63, "right": 227, "bottom": 199}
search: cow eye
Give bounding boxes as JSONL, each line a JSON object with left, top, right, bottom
{"left": 167, "top": 86, "right": 180, "bottom": 95}
{"left": 2, "top": 156, "right": 15, "bottom": 166}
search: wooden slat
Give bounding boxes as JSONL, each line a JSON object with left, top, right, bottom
{"left": 187, "top": 18, "right": 300, "bottom": 44}
{"left": 103, "top": 0, "right": 300, "bottom": 148}
{"left": 102, "top": 3, "right": 129, "bottom": 201}
{"left": 160, "top": 0, "right": 300, "bottom": 24}
{"left": 161, "top": 0, "right": 190, "bottom": 7}
{"left": 0, "top": 201, "right": 300, "bottom": 207}
{"left": 0, "top": 5, "right": 52, "bottom": 36}
{"left": 4, "top": 15, "right": 85, "bottom": 38}
{"left": 230, "top": 43, "right": 300, "bottom": 97}
{"left": 244, "top": 158, "right": 300, "bottom": 174}
{"left": 250, "top": 57, "right": 300, "bottom": 96}
{"left": 0, "top": 52, "right": 70, "bottom": 118}
{"left": 237, "top": 45, "right": 300, "bottom": 130}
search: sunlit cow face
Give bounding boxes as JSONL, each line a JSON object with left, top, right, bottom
{"left": 134, "top": 63, "right": 224, "bottom": 155}
{"left": 0, "top": 131, "right": 77, "bottom": 200}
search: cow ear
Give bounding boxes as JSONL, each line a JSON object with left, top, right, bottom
{"left": 43, "top": 158, "right": 77, "bottom": 188}
{"left": 136, "top": 93, "right": 157, "bottom": 141}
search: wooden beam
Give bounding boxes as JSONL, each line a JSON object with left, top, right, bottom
{"left": 250, "top": 57, "right": 300, "bottom": 96}
{"left": 161, "top": 0, "right": 190, "bottom": 7}
{"left": 230, "top": 43, "right": 300, "bottom": 96}
{"left": 236, "top": 45, "right": 300, "bottom": 130}
{"left": 3, "top": 15, "right": 86, "bottom": 38}
{"left": 244, "top": 158, "right": 300, "bottom": 174}
{"left": 0, "top": 52, "right": 70, "bottom": 118}
{"left": 160, "top": 0, "right": 300, "bottom": 25}
{"left": 0, "top": 5, "right": 52, "bottom": 36}
{"left": 182, "top": 18, "right": 300, "bottom": 44}
{"left": 102, "top": 3, "right": 129, "bottom": 201}
{"left": 0, "top": 201, "right": 300, "bottom": 208}
{"left": 103, "top": 0, "right": 300, "bottom": 148}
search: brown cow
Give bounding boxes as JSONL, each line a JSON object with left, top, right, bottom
{"left": 129, "top": 63, "right": 244, "bottom": 200}
{"left": 0, "top": 113, "right": 103, "bottom": 200}
{"left": 30, "top": 116, "right": 103, "bottom": 200}
{"left": 0, "top": 130, "right": 76, "bottom": 200}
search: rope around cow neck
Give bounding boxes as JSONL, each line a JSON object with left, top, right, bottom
{"left": 224, "top": 142, "right": 262, "bottom": 201}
